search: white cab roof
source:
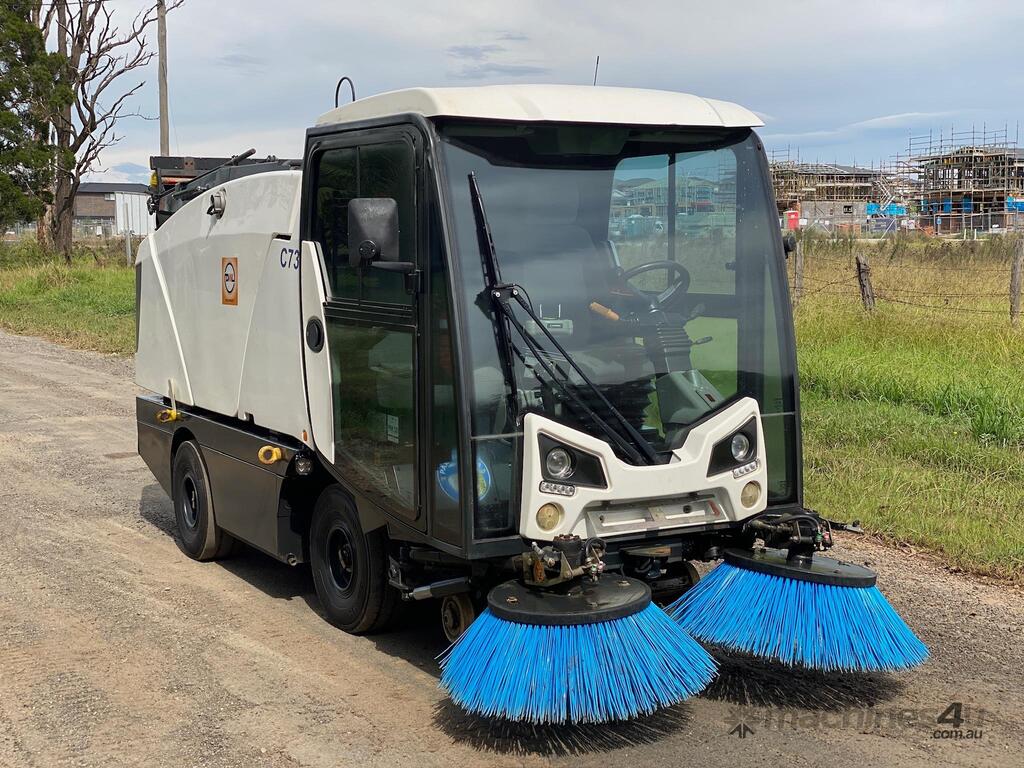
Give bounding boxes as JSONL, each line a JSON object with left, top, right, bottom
{"left": 316, "top": 85, "right": 762, "bottom": 129}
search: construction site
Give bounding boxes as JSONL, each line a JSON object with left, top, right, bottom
{"left": 771, "top": 126, "right": 1024, "bottom": 235}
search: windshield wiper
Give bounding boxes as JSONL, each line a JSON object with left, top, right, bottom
{"left": 467, "top": 172, "right": 660, "bottom": 466}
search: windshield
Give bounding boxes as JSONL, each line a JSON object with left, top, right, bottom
{"left": 438, "top": 121, "right": 798, "bottom": 535}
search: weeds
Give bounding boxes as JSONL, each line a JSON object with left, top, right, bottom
{"left": 0, "top": 241, "right": 135, "bottom": 354}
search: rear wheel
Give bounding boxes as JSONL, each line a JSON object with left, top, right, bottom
{"left": 310, "top": 486, "right": 397, "bottom": 634}
{"left": 171, "top": 440, "right": 234, "bottom": 560}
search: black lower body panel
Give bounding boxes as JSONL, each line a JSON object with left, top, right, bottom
{"left": 136, "top": 395, "right": 307, "bottom": 563}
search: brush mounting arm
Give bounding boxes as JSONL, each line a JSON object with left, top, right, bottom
{"left": 521, "top": 535, "right": 606, "bottom": 588}
{"left": 744, "top": 512, "right": 834, "bottom": 562}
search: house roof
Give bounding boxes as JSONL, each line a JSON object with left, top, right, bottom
{"left": 78, "top": 182, "right": 149, "bottom": 195}
{"left": 316, "top": 85, "right": 763, "bottom": 129}
{"left": 774, "top": 162, "right": 881, "bottom": 177}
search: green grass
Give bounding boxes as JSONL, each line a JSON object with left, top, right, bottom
{"left": 794, "top": 241, "right": 1024, "bottom": 580}
{"left": 802, "top": 388, "right": 1024, "bottom": 579}
{"left": 0, "top": 259, "right": 135, "bottom": 354}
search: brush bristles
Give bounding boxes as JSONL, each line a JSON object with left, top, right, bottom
{"left": 438, "top": 603, "right": 717, "bottom": 724}
{"left": 667, "top": 562, "right": 929, "bottom": 672}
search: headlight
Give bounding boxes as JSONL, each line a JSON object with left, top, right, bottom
{"left": 707, "top": 417, "right": 759, "bottom": 477}
{"left": 730, "top": 433, "right": 751, "bottom": 461}
{"left": 538, "top": 436, "right": 606, "bottom": 488}
{"left": 545, "top": 447, "right": 575, "bottom": 479}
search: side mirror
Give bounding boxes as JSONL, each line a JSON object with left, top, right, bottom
{"left": 782, "top": 232, "right": 797, "bottom": 257}
{"left": 348, "top": 198, "right": 400, "bottom": 267}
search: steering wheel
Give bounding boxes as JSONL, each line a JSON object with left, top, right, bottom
{"left": 619, "top": 260, "right": 690, "bottom": 310}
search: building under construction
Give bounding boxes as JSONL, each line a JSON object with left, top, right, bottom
{"left": 769, "top": 153, "right": 906, "bottom": 232}
{"left": 902, "top": 127, "right": 1024, "bottom": 234}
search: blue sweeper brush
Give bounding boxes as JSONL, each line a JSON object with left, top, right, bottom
{"left": 439, "top": 535, "right": 718, "bottom": 724}
{"left": 668, "top": 514, "right": 928, "bottom": 672}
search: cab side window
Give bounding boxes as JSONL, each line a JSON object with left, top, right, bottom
{"left": 312, "top": 140, "right": 416, "bottom": 304}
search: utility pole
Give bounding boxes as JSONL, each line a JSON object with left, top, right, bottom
{"left": 157, "top": 0, "right": 169, "bottom": 156}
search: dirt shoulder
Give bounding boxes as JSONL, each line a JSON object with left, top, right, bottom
{"left": 0, "top": 328, "right": 1020, "bottom": 768}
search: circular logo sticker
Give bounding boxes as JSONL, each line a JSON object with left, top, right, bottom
{"left": 436, "top": 451, "right": 492, "bottom": 503}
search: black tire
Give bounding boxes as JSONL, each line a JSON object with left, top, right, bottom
{"left": 171, "top": 440, "right": 233, "bottom": 561}
{"left": 309, "top": 486, "right": 397, "bottom": 634}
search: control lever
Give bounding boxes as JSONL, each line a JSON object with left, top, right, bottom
{"left": 686, "top": 303, "right": 705, "bottom": 322}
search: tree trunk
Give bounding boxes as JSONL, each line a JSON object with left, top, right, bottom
{"left": 50, "top": 174, "right": 74, "bottom": 262}
{"left": 36, "top": 211, "right": 51, "bottom": 250}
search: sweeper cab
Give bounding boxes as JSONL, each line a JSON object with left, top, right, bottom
{"left": 135, "top": 84, "right": 924, "bottom": 723}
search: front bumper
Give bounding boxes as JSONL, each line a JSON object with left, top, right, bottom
{"left": 518, "top": 397, "right": 769, "bottom": 542}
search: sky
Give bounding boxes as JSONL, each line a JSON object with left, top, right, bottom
{"left": 86, "top": 0, "right": 1024, "bottom": 183}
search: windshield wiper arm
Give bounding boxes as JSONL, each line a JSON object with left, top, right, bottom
{"left": 468, "top": 172, "right": 520, "bottom": 429}
{"left": 467, "top": 172, "right": 660, "bottom": 467}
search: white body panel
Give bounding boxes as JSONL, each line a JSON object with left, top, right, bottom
{"left": 317, "top": 85, "right": 762, "bottom": 129}
{"left": 299, "top": 241, "right": 335, "bottom": 463}
{"left": 519, "top": 398, "right": 768, "bottom": 541}
{"left": 135, "top": 170, "right": 312, "bottom": 444}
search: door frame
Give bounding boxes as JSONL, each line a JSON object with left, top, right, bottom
{"left": 300, "top": 120, "right": 429, "bottom": 534}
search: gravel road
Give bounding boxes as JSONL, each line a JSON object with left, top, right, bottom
{"left": 1, "top": 328, "right": 1021, "bottom": 768}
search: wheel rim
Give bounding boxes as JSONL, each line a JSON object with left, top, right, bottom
{"left": 441, "top": 595, "right": 472, "bottom": 643}
{"left": 326, "top": 526, "right": 355, "bottom": 592}
{"left": 181, "top": 475, "right": 200, "bottom": 530}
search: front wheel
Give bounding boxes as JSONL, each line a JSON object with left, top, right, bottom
{"left": 309, "top": 486, "right": 397, "bottom": 634}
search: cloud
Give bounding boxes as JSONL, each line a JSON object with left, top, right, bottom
{"left": 450, "top": 61, "right": 551, "bottom": 80}
{"left": 446, "top": 44, "right": 505, "bottom": 61}
{"left": 81, "top": 0, "right": 1024, "bottom": 172}
{"left": 82, "top": 162, "right": 152, "bottom": 184}
{"left": 761, "top": 111, "right": 960, "bottom": 144}
{"left": 214, "top": 51, "right": 267, "bottom": 72}
{"left": 445, "top": 33, "right": 548, "bottom": 80}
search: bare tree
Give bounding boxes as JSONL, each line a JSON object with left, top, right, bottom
{"left": 34, "top": 0, "right": 183, "bottom": 261}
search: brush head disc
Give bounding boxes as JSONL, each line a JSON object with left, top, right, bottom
{"left": 724, "top": 547, "right": 877, "bottom": 588}
{"left": 487, "top": 574, "right": 651, "bottom": 626}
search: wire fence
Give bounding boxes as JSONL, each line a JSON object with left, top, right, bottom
{"left": 789, "top": 236, "right": 1024, "bottom": 323}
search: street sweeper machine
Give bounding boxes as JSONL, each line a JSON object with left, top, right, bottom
{"left": 135, "top": 84, "right": 927, "bottom": 725}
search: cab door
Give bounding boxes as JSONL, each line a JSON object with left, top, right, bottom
{"left": 301, "top": 129, "right": 423, "bottom": 529}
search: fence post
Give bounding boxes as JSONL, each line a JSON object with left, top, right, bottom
{"left": 793, "top": 238, "right": 804, "bottom": 306}
{"left": 855, "top": 253, "right": 875, "bottom": 311}
{"left": 124, "top": 201, "right": 132, "bottom": 266}
{"left": 1011, "top": 237, "right": 1023, "bottom": 326}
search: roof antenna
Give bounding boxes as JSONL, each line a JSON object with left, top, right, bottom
{"left": 592, "top": 55, "right": 600, "bottom": 86}
{"left": 334, "top": 76, "right": 356, "bottom": 108}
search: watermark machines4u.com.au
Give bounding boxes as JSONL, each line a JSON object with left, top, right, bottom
{"left": 726, "top": 702, "right": 987, "bottom": 741}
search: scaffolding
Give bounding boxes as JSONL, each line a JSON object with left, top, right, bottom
{"left": 769, "top": 146, "right": 906, "bottom": 232}
{"left": 900, "top": 125, "right": 1024, "bottom": 234}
